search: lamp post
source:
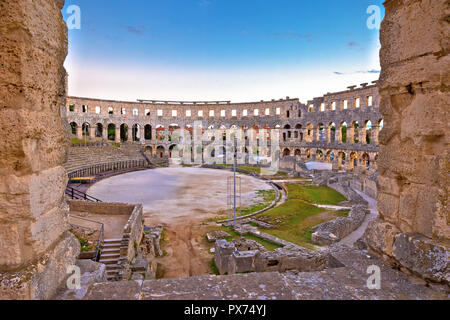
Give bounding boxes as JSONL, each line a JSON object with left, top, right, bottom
{"left": 233, "top": 135, "right": 237, "bottom": 230}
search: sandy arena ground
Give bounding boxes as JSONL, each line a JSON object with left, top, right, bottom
{"left": 88, "top": 167, "right": 272, "bottom": 278}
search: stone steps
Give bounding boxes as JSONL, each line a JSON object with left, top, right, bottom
{"left": 63, "top": 145, "right": 147, "bottom": 173}
{"left": 99, "top": 238, "right": 122, "bottom": 281}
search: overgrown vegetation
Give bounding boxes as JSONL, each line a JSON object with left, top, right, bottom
{"left": 74, "top": 234, "right": 93, "bottom": 252}
{"left": 206, "top": 225, "right": 283, "bottom": 251}
{"left": 256, "top": 199, "right": 347, "bottom": 250}
{"left": 71, "top": 138, "right": 85, "bottom": 144}
{"left": 208, "top": 259, "right": 220, "bottom": 275}
{"left": 286, "top": 184, "right": 347, "bottom": 205}
{"left": 240, "top": 189, "right": 276, "bottom": 216}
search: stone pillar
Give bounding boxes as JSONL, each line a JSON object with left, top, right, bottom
{"left": 361, "top": 125, "right": 367, "bottom": 144}
{"left": 127, "top": 125, "right": 133, "bottom": 142}
{"left": 102, "top": 126, "right": 108, "bottom": 140}
{"left": 115, "top": 126, "right": 121, "bottom": 142}
{"left": 76, "top": 126, "right": 83, "bottom": 139}
{"left": 89, "top": 127, "right": 96, "bottom": 140}
{"left": 373, "top": 125, "right": 380, "bottom": 145}
{"left": 348, "top": 125, "right": 355, "bottom": 144}
{"left": 335, "top": 126, "right": 342, "bottom": 143}
{"left": 365, "top": 0, "right": 449, "bottom": 284}
{"left": 0, "top": 0, "right": 80, "bottom": 299}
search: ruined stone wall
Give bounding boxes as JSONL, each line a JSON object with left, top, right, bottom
{"left": 65, "top": 84, "right": 382, "bottom": 172}
{"left": 365, "top": 0, "right": 449, "bottom": 284}
{"left": 0, "top": 0, "right": 80, "bottom": 299}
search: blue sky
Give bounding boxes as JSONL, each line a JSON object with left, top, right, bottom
{"left": 62, "top": 0, "right": 384, "bottom": 103}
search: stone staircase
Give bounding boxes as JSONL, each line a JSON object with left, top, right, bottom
{"left": 99, "top": 238, "right": 122, "bottom": 281}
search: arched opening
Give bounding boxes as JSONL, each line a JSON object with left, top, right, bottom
{"left": 95, "top": 123, "right": 103, "bottom": 138}
{"left": 317, "top": 123, "right": 325, "bottom": 141}
{"left": 362, "top": 153, "right": 371, "bottom": 170}
{"left": 82, "top": 122, "right": 90, "bottom": 137}
{"left": 295, "top": 149, "right": 301, "bottom": 157}
{"left": 329, "top": 122, "right": 336, "bottom": 143}
{"left": 338, "top": 152, "right": 346, "bottom": 168}
{"left": 365, "top": 121, "right": 372, "bottom": 144}
{"left": 306, "top": 123, "right": 314, "bottom": 142}
{"left": 169, "top": 124, "right": 180, "bottom": 142}
{"left": 107, "top": 124, "right": 116, "bottom": 141}
{"left": 350, "top": 152, "right": 358, "bottom": 169}
{"left": 156, "top": 146, "right": 165, "bottom": 158}
{"left": 169, "top": 144, "right": 179, "bottom": 158}
{"left": 305, "top": 149, "right": 311, "bottom": 159}
{"left": 352, "top": 121, "right": 360, "bottom": 144}
{"left": 70, "top": 122, "right": 77, "bottom": 136}
{"left": 316, "top": 149, "right": 324, "bottom": 160}
{"left": 156, "top": 125, "right": 165, "bottom": 141}
{"left": 144, "top": 125, "right": 152, "bottom": 140}
{"left": 132, "top": 124, "right": 140, "bottom": 142}
{"left": 283, "top": 148, "right": 291, "bottom": 157}
{"left": 120, "top": 124, "right": 128, "bottom": 142}
{"left": 340, "top": 122, "right": 348, "bottom": 143}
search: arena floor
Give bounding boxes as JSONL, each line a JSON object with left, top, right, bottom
{"left": 87, "top": 167, "right": 273, "bottom": 278}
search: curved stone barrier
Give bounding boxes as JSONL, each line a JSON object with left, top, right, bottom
{"left": 199, "top": 165, "right": 284, "bottom": 223}
{"left": 311, "top": 205, "right": 367, "bottom": 246}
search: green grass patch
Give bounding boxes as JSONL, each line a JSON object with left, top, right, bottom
{"left": 71, "top": 138, "right": 85, "bottom": 144}
{"left": 286, "top": 184, "right": 347, "bottom": 205}
{"left": 257, "top": 200, "right": 326, "bottom": 250}
{"left": 239, "top": 189, "right": 276, "bottom": 216}
{"left": 73, "top": 234, "right": 93, "bottom": 252}
{"left": 237, "top": 166, "right": 261, "bottom": 174}
{"left": 217, "top": 226, "right": 283, "bottom": 251}
{"left": 208, "top": 259, "right": 220, "bottom": 275}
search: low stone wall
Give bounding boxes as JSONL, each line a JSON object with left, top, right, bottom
{"left": 214, "top": 239, "right": 342, "bottom": 275}
{"left": 68, "top": 201, "right": 135, "bottom": 216}
{"left": 118, "top": 204, "right": 144, "bottom": 281}
{"left": 311, "top": 205, "right": 367, "bottom": 246}
{"left": 327, "top": 178, "right": 368, "bottom": 206}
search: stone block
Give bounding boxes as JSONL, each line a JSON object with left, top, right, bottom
{"left": 364, "top": 218, "right": 401, "bottom": 258}
{"left": 393, "top": 233, "right": 449, "bottom": 284}
{"left": 206, "top": 230, "right": 231, "bottom": 242}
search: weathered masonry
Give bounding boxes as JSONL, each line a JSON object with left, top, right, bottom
{"left": 0, "top": 0, "right": 80, "bottom": 299}
{"left": 66, "top": 82, "right": 382, "bottom": 171}
{"left": 364, "top": 0, "right": 449, "bottom": 284}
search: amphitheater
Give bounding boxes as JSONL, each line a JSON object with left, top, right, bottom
{"left": 0, "top": 0, "right": 448, "bottom": 301}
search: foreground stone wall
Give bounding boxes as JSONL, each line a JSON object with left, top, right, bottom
{"left": 0, "top": 0, "right": 80, "bottom": 299}
{"left": 365, "top": 0, "right": 449, "bottom": 284}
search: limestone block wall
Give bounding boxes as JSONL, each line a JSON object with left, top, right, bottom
{"left": 0, "top": 0, "right": 80, "bottom": 299}
{"left": 365, "top": 0, "right": 449, "bottom": 284}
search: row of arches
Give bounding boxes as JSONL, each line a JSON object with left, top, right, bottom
{"left": 70, "top": 122, "right": 154, "bottom": 142}
{"left": 281, "top": 147, "right": 378, "bottom": 171}
{"left": 69, "top": 120, "right": 384, "bottom": 148}
{"left": 282, "top": 119, "right": 384, "bottom": 145}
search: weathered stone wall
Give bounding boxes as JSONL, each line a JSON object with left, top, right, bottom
{"left": 117, "top": 204, "right": 144, "bottom": 281}
{"left": 68, "top": 201, "right": 135, "bottom": 216}
{"left": 0, "top": 0, "right": 80, "bottom": 299}
{"left": 65, "top": 84, "right": 381, "bottom": 173}
{"left": 365, "top": 0, "right": 449, "bottom": 284}
{"left": 214, "top": 239, "right": 333, "bottom": 275}
{"left": 311, "top": 205, "right": 367, "bottom": 246}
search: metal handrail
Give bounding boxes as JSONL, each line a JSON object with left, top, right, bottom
{"left": 69, "top": 215, "right": 104, "bottom": 262}
{"left": 66, "top": 186, "right": 102, "bottom": 203}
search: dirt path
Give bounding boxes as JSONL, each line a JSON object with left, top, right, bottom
{"left": 152, "top": 221, "right": 213, "bottom": 279}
